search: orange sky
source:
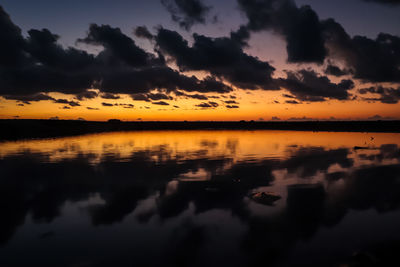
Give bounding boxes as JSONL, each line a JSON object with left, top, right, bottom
{"left": 1, "top": 87, "right": 399, "bottom": 121}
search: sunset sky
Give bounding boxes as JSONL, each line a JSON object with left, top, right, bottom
{"left": 1, "top": 0, "right": 400, "bottom": 121}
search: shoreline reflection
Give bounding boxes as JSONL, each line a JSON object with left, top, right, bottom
{"left": 0, "top": 131, "right": 399, "bottom": 267}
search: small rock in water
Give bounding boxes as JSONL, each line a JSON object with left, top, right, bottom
{"left": 250, "top": 191, "right": 281, "bottom": 205}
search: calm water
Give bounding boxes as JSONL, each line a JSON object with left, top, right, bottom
{"left": 0, "top": 130, "right": 399, "bottom": 267}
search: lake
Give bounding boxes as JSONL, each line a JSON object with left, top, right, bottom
{"left": 0, "top": 130, "right": 399, "bottom": 267}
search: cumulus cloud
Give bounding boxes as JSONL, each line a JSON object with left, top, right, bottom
{"left": 102, "top": 102, "right": 114, "bottom": 107}
{"left": 285, "top": 100, "right": 301, "bottom": 104}
{"left": 226, "top": 105, "right": 239, "bottom": 109}
{"left": 75, "top": 90, "right": 99, "bottom": 100}
{"left": 155, "top": 27, "right": 277, "bottom": 90}
{"left": 152, "top": 101, "right": 170, "bottom": 105}
{"left": 0, "top": 6, "right": 26, "bottom": 66}
{"left": 224, "top": 100, "right": 239, "bottom": 104}
{"left": 101, "top": 93, "right": 120, "bottom": 99}
{"left": 161, "top": 0, "right": 212, "bottom": 30}
{"left": 237, "top": 0, "right": 400, "bottom": 87}
{"left": 133, "top": 26, "right": 154, "bottom": 40}
{"left": 98, "top": 67, "right": 232, "bottom": 96}
{"left": 324, "top": 64, "right": 349, "bottom": 77}
{"left": 175, "top": 91, "right": 209, "bottom": 100}
{"left": 358, "top": 86, "right": 400, "bottom": 104}
{"left": 121, "top": 103, "right": 134, "bottom": 108}
{"left": 53, "top": 99, "right": 81, "bottom": 107}
{"left": 322, "top": 19, "right": 400, "bottom": 83}
{"left": 132, "top": 92, "right": 173, "bottom": 102}
{"left": 362, "top": 0, "right": 400, "bottom": 5}
{"left": 195, "top": 101, "right": 218, "bottom": 108}
{"left": 0, "top": 6, "right": 232, "bottom": 103}
{"left": 237, "top": 0, "right": 327, "bottom": 63}
{"left": 78, "top": 24, "right": 157, "bottom": 67}
{"left": 3, "top": 93, "right": 54, "bottom": 104}
{"left": 27, "top": 28, "right": 95, "bottom": 70}
{"left": 278, "top": 69, "right": 354, "bottom": 102}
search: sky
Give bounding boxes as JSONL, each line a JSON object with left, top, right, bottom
{"left": 0, "top": 0, "right": 400, "bottom": 121}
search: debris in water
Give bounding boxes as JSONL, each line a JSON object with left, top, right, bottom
{"left": 249, "top": 191, "right": 281, "bottom": 205}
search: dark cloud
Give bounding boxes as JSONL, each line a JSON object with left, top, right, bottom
{"left": 131, "top": 92, "right": 172, "bottom": 102}
{"left": 195, "top": 101, "right": 218, "bottom": 108}
{"left": 324, "top": 64, "right": 349, "bottom": 77}
{"left": 152, "top": 101, "right": 170, "bottom": 105}
{"left": 282, "top": 93, "right": 295, "bottom": 98}
{"left": 53, "top": 99, "right": 81, "bottom": 107}
{"left": 226, "top": 105, "right": 239, "bottom": 109}
{"left": 0, "top": 7, "right": 96, "bottom": 97}
{"left": 86, "top": 107, "right": 99, "bottom": 110}
{"left": 362, "top": 0, "right": 400, "bottom": 5}
{"left": 147, "top": 93, "right": 173, "bottom": 101}
{"left": 229, "top": 25, "right": 251, "bottom": 47}
{"left": 323, "top": 19, "right": 400, "bottom": 82}
{"left": 285, "top": 100, "right": 301, "bottom": 104}
{"left": 75, "top": 90, "right": 98, "bottom": 100}
{"left": 278, "top": 69, "right": 354, "bottom": 101}
{"left": 121, "top": 103, "right": 134, "bottom": 108}
{"left": 78, "top": 24, "right": 157, "bottom": 67}
{"left": 102, "top": 102, "right": 114, "bottom": 107}
{"left": 133, "top": 26, "right": 154, "bottom": 40}
{"left": 155, "top": 28, "right": 277, "bottom": 90}
{"left": 161, "top": 0, "right": 211, "bottom": 30}
{"left": 61, "top": 106, "right": 71, "bottom": 109}
{"left": 238, "top": 0, "right": 400, "bottom": 83}
{"left": 26, "top": 29, "right": 94, "bottom": 70}
{"left": 3, "top": 93, "right": 54, "bottom": 103}
{"left": 99, "top": 67, "right": 232, "bottom": 95}
{"left": 0, "top": 64, "right": 95, "bottom": 97}
{"left": 198, "top": 76, "right": 233, "bottom": 93}
{"left": 176, "top": 91, "right": 208, "bottom": 100}
{"left": 0, "top": 6, "right": 26, "bottom": 66}
{"left": 224, "top": 100, "right": 238, "bottom": 104}
{"left": 185, "top": 94, "right": 208, "bottom": 100}
{"left": 358, "top": 86, "right": 400, "bottom": 104}
{"left": 101, "top": 93, "right": 121, "bottom": 99}
{"left": 237, "top": 0, "right": 327, "bottom": 63}
{"left": 131, "top": 93, "right": 151, "bottom": 102}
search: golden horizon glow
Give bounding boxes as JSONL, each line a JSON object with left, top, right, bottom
{"left": 1, "top": 87, "right": 399, "bottom": 121}
{"left": 1, "top": 130, "right": 399, "bottom": 166}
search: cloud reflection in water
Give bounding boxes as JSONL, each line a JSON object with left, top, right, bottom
{"left": 0, "top": 130, "right": 399, "bottom": 267}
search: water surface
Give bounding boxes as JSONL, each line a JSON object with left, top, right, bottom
{"left": 0, "top": 130, "right": 399, "bottom": 266}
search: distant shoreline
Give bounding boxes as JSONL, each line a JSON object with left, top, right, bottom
{"left": 0, "top": 119, "right": 399, "bottom": 141}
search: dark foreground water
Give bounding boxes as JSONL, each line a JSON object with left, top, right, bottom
{"left": 0, "top": 130, "right": 399, "bottom": 267}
